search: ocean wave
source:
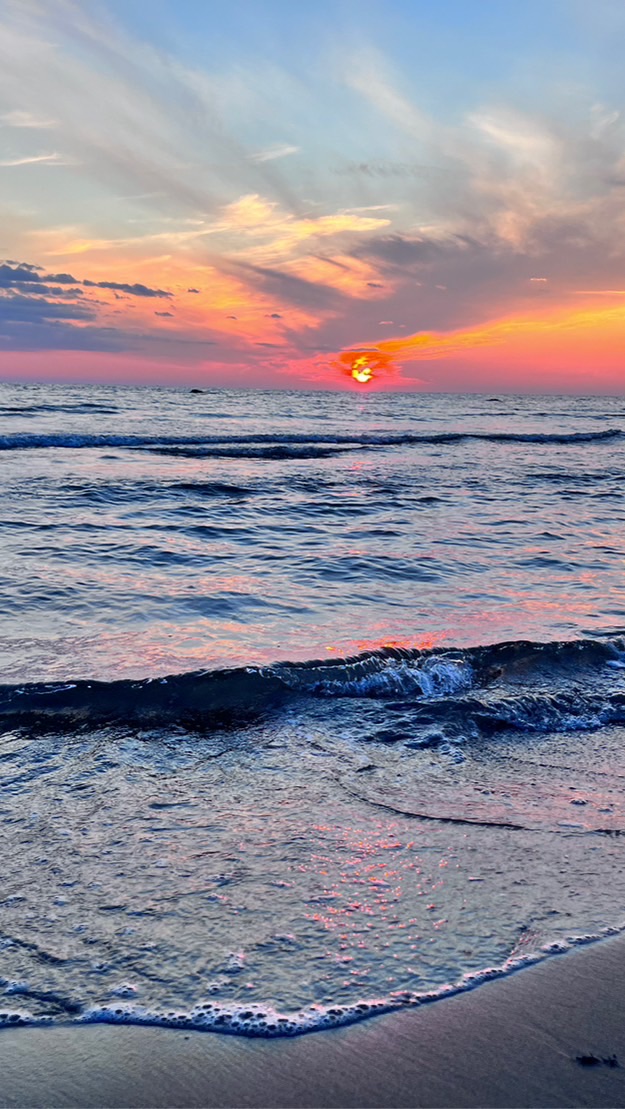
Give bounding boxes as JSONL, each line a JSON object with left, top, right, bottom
{"left": 2, "top": 637, "right": 624, "bottom": 735}
{"left": 0, "top": 427, "right": 620, "bottom": 455}
{"left": 0, "top": 402, "right": 119, "bottom": 417}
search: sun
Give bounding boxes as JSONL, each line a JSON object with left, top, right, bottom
{"left": 351, "top": 355, "right": 373, "bottom": 383}
{"left": 337, "top": 348, "right": 392, "bottom": 385}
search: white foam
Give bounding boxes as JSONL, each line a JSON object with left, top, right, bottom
{"left": 305, "top": 656, "right": 474, "bottom": 700}
{"left": 2, "top": 925, "right": 624, "bottom": 1038}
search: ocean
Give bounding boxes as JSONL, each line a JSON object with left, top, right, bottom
{"left": 1, "top": 380, "right": 625, "bottom": 1037}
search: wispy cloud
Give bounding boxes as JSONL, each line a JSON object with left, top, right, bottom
{"left": 0, "top": 0, "right": 310, "bottom": 219}
{"left": 343, "top": 48, "right": 431, "bottom": 142}
{"left": 0, "top": 152, "right": 65, "bottom": 166}
{"left": 1, "top": 109, "right": 56, "bottom": 128}
{"left": 187, "top": 194, "right": 392, "bottom": 287}
{"left": 249, "top": 144, "right": 299, "bottom": 163}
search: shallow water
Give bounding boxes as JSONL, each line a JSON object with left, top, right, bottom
{"left": 1, "top": 382, "right": 625, "bottom": 1035}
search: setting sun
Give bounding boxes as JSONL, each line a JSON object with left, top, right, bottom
{"left": 337, "top": 348, "right": 395, "bottom": 386}
{"left": 351, "top": 355, "right": 373, "bottom": 383}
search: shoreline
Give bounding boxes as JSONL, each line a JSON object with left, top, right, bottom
{"left": 0, "top": 928, "right": 620, "bottom": 1039}
{"left": 1, "top": 931, "right": 625, "bottom": 1108}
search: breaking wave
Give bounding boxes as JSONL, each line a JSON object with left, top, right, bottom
{"left": 2, "top": 636, "right": 624, "bottom": 736}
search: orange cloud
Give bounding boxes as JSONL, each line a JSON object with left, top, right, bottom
{"left": 374, "top": 300, "right": 625, "bottom": 367}
{"left": 286, "top": 254, "right": 390, "bottom": 298}
{"left": 211, "top": 194, "right": 392, "bottom": 265}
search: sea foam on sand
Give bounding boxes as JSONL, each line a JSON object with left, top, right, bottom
{"left": 1, "top": 931, "right": 625, "bottom": 1108}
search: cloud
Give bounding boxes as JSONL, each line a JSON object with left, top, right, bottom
{"left": 340, "top": 52, "right": 625, "bottom": 268}
{"left": 0, "top": 292, "right": 94, "bottom": 322}
{"left": 0, "top": 263, "right": 47, "bottom": 286}
{"left": 203, "top": 193, "right": 391, "bottom": 265}
{"left": 9, "top": 283, "right": 84, "bottom": 298}
{"left": 0, "top": 257, "right": 185, "bottom": 358}
{"left": 358, "top": 234, "right": 456, "bottom": 267}
{"left": 347, "top": 192, "right": 625, "bottom": 334}
{"left": 0, "top": 289, "right": 219, "bottom": 356}
{"left": 372, "top": 301, "right": 625, "bottom": 371}
{"left": 82, "top": 279, "right": 172, "bottom": 298}
{"left": 249, "top": 143, "right": 299, "bottom": 163}
{"left": 155, "top": 310, "right": 174, "bottom": 317}
{"left": 0, "top": 153, "right": 65, "bottom": 166}
{"left": 1, "top": 109, "right": 56, "bottom": 128}
{"left": 343, "top": 49, "right": 431, "bottom": 142}
{"left": 0, "top": 318, "right": 209, "bottom": 355}
{"left": 334, "top": 161, "right": 443, "bottom": 180}
{"left": 0, "top": 0, "right": 308, "bottom": 218}
{"left": 219, "top": 259, "right": 343, "bottom": 309}
{"left": 572, "top": 288, "right": 625, "bottom": 294}
{"left": 0, "top": 262, "right": 172, "bottom": 299}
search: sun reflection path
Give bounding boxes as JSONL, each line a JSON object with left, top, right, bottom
{"left": 298, "top": 819, "right": 456, "bottom": 993}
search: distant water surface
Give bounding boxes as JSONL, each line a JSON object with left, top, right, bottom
{"left": 1, "top": 381, "right": 625, "bottom": 1036}
{"left": 1, "top": 383, "right": 624, "bottom": 682}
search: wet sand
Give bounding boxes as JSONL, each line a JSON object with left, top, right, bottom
{"left": 1, "top": 933, "right": 625, "bottom": 1108}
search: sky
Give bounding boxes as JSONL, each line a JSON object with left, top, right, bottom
{"left": 0, "top": 0, "right": 624, "bottom": 391}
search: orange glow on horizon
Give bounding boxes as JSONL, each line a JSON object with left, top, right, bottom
{"left": 319, "top": 298, "right": 625, "bottom": 391}
{"left": 338, "top": 348, "right": 396, "bottom": 385}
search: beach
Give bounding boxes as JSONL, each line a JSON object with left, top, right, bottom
{"left": 1, "top": 931, "right": 625, "bottom": 1108}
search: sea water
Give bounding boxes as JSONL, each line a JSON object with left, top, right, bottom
{"left": 1, "top": 382, "right": 625, "bottom": 1035}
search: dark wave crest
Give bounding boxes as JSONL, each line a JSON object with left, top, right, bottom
{"left": 0, "top": 402, "right": 119, "bottom": 417}
{"left": 0, "top": 427, "right": 620, "bottom": 457}
{"left": 2, "top": 637, "right": 624, "bottom": 737}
